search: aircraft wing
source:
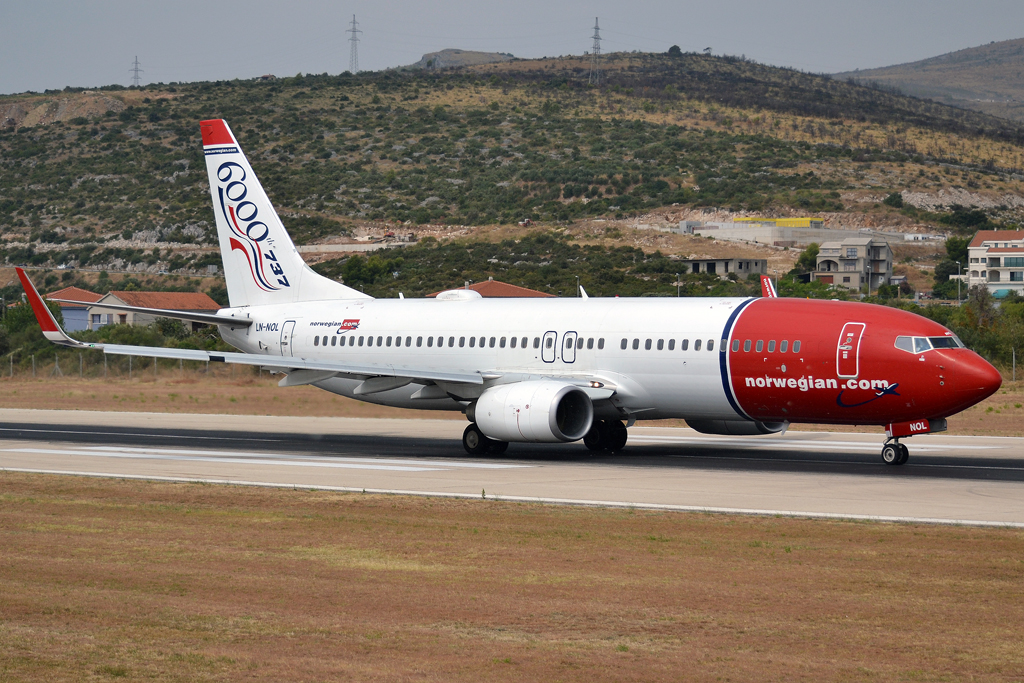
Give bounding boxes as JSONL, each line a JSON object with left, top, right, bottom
{"left": 48, "top": 298, "right": 252, "bottom": 329}
{"left": 16, "top": 267, "right": 483, "bottom": 387}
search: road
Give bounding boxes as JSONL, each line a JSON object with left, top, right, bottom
{"left": 1, "top": 409, "right": 1023, "bottom": 527}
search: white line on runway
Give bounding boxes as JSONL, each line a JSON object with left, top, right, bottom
{"left": 2, "top": 447, "right": 533, "bottom": 472}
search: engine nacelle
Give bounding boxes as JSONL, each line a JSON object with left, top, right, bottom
{"left": 469, "top": 381, "right": 594, "bottom": 443}
{"left": 686, "top": 419, "right": 787, "bottom": 436}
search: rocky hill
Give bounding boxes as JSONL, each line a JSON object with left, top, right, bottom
{"left": 834, "top": 38, "right": 1024, "bottom": 122}
{"left": 408, "top": 49, "right": 514, "bottom": 70}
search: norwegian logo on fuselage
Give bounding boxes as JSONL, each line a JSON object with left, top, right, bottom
{"left": 339, "top": 319, "right": 359, "bottom": 333}
{"left": 215, "top": 160, "right": 290, "bottom": 291}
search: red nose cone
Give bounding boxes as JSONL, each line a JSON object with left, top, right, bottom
{"left": 957, "top": 354, "right": 1002, "bottom": 406}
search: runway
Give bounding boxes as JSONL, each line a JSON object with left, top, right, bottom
{"left": 2, "top": 409, "right": 1023, "bottom": 527}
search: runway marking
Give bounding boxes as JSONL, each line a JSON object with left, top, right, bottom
{"left": 1, "top": 447, "right": 533, "bottom": 473}
{"left": 3, "top": 467, "right": 1023, "bottom": 529}
{"left": 628, "top": 435, "right": 1002, "bottom": 452}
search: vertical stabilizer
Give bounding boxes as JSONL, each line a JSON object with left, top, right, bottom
{"left": 201, "top": 119, "right": 370, "bottom": 307}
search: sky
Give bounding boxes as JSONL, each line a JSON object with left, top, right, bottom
{"left": 2, "top": 0, "right": 1023, "bottom": 95}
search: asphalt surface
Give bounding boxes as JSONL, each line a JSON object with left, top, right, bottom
{"left": 2, "top": 410, "right": 1023, "bottom": 526}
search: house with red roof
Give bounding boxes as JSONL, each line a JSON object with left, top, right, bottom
{"left": 89, "top": 291, "right": 221, "bottom": 332}
{"left": 966, "top": 230, "right": 1024, "bottom": 297}
{"left": 45, "top": 286, "right": 103, "bottom": 332}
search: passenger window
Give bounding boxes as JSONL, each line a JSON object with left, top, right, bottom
{"left": 780, "top": 340, "right": 788, "bottom": 353}
{"left": 681, "top": 339, "right": 689, "bottom": 351}
{"left": 459, "top": 336, "right": 465, "bottom": 347}
{"left": 331, "top": 336, "right": 337, "bottom": 347}
{"left": 743, "top": 340, "right": 751, "bottom": 352}
{"left": 694, "top": 339, "right": 702, "bottom": 351}
{"left": 469, "top": 337, "right": 476, "bottom": 348}
{"left": 378, "top": 336, "right": 383, "bottom": 347}
{"left": 534, "top": 337, "right": 540, "bottom": 349}
{"left": 587, "top": 338, "right": 594, "bottom": 350}
{"left": 359, "top": 336, "right": 365, "bottom": 346}
{"left": 732, "top": 339, "right": 739, "bottom": 352}
{"left": 755, "top": 340, "right": 764, "bottom": 352}
{"left": 480, "top": 337, "right": 486, "bottom": 348}
{"left": 448, "top": 336, "right": 455, "bottom": 347}
{"left": 314, "top": 336, "right": 320, "bottom": 346}
{"left": 386, "top": 336, "right": 392, "bottom": 347}
{"left": 500, "top": 337, "right": 507, "bottom": 348}
{"left": 406, "top": 336, "right": 412, "bottom": 347}
{"left": 521, "top": 337, "right": 528, "bottom": 348}
{"left": 577, "top": 338, "right": 584, "bottom": 350}
{"left": 645, "top": 339, "right": 652, "bottom": 350}
{"left": 667, "top": 339, "right": 674, "bottom": 351}
{"left": 491, "top": 337, "right": 497, "bottom": 348}
{"left": 511, "top": 337, "right": 517, "bottom": 348}
{"left": 368, "top": 336, "right": 375, "bottom": 347}
{"left": 914, "top": 337, "right": 931, "bottom": 353}
{"left": 708, "top": 339, "right": 714, "bottom": 351}
{"left": 543, "top": 337, "right": 551, "bottom": 349}
{"left": 767, "top": 340, "right": 775, "bottom": 353}
{"left": 427, "top": 337, "right": 433, "bottom": 347}
{"left": 565, "top": 337, "right": 572, "bottom": 349}
{"left": 621, "top": 338, "right": 628, "bottom": 350}
{"left": 632, "top": 339, "right": 639, "bottom": 350}
{"left": 340, "top": 336, "right": 347, "bottom": 347}
{"left": 597, "top": 338, "right": 604, "bottom": 350}
{"left": 793, "top": 340, "right": 801, "bottom": 353}
{"left": 657, "top": 339, "right": 664, "bottom": 350}
{"left": 416, "top": 336, "right": 422, "bottom": 347}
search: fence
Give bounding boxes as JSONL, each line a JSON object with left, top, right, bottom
{"left": 2, "top": 349, "right": 265, "bottom": 382}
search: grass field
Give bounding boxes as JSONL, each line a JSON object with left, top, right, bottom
{"left": 1, "top": 473, "right": 1022, "bottom": 682}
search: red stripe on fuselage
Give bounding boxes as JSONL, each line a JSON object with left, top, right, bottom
{"left": 727, "top": 298, "right": 999, "bottom": 425}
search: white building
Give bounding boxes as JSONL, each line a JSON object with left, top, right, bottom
{"left": 966, "top": 230, "right": 1024, "bottom": 296}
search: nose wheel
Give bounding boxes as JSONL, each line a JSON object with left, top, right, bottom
{"left": 881, "top": 440, "right": 910, "bottom": 466}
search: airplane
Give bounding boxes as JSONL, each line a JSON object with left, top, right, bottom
{"left": 19, "top": 118, "right": 1002, "bottom": 465}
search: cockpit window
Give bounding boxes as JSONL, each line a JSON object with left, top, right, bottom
{"left": 896, "top": 335, "right": 965, "bottom": 354}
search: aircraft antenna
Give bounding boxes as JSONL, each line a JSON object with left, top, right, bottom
{"left": 129, "top": 56, "right": 144, "bottom": 87}
{"left": 588, "top": 18, "right": 601, "bottom": 85}
{"left": 347, "top": 15, "right": 362, "bottom": 74}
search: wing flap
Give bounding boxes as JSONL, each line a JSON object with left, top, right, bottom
{"left": 50, "top": 298, "right": 252, "bottom": 328}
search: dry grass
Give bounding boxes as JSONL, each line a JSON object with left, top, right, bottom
{"left": 0, "top": 473, "right": 1021, "bottom": 682}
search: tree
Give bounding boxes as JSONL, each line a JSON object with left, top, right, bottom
{"left": 882, "top": 192, "right": 903, "bottom": 208}
{"left": 945, "top": 235, "right": 969, "bottom": 265}
{"left": 667, "top": 45, "right": 682, "bottom": 57}
{"left": 790, "top": 242, "right": 819, "bottom": 274}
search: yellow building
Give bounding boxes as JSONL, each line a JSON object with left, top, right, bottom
{"left": 733, "top": 217, "right": 824, "bottom": 229}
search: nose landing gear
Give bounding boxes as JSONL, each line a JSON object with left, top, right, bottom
{"left": 881, "top": 439, "right": 910, "bottom": 466}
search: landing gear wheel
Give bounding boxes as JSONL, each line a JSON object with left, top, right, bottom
{"left": 606, "top": 420, "right": 628, "bottom": 452}
{"left": 463, "top": 423, "right": 491, "bottom": 455}
{"left": 897, "top": 443, "right": 910, "bottom": 465}
{"left": 584, "top": 420, "right": 609, "bottom": 452}
{"left": 488, "top": 440, "right": 509, "bottom": 455}
{"left": 881, "top": 444, "right": 900, "bottom": 465}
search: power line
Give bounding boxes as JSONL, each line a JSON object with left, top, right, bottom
{"left": 129, "top": 56, "right": 143, "bottom": 87}
{"left": 346, "top": 15, "right": 362, "bottom": 74}
{"left": 588, "top": 18, "right": 601, "bottom": 85}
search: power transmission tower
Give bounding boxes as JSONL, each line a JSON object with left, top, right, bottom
{"left": 129, "top": 56, "right": 143, "bottom": 87}
{"left": 346, "top": 15, "right": 362, "bottom": 74}
{"left": 588, "top": 18, "right": 601, "bottom": 85}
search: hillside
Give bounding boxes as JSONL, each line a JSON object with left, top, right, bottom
{"left": 408, "top": 49, "right": 514, "bottom": 70}
{"left": 2, "top": 50, "right": 1024, "bottom": 296}
{"left": 834, "top": 38, "right": 1024, "bottom": 122}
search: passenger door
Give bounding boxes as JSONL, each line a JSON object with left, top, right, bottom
{"left": 562, "top": 331, "right": 578, "bottom": 363}
{"left": 836, "top": 322, "right": 865, "bottom": 378}
{"left": 541, "top": 330, "right": 557, "bottom": 363}
{"left": 280, "top": 320, "right": 296, "bottom": 357}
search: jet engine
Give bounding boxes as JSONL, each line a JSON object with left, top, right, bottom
{"left": 468, "top": 380, "right": 593, "bottom": 443}
{"left": 686, "top": 419, "right": 787, "bottom": 436}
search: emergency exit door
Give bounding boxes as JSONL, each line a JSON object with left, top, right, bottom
{"left": 836, "top": 322, "right": 865, "bottom": 378}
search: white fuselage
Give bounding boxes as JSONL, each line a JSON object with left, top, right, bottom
{"left": 220, "top": 296, "right": 750, "bottom": 421}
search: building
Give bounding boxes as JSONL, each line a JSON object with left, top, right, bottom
{"left": 677, "top": 258, "right": 767, "bottom": 278}
{"left": 44, "top": 286, "right": 103, "bottom": 332}
{"left": 965, "top": 230, "right": 1024, "bottom": 297}
{"left": 812, "top": 237, "right": 893, "bottom": 292}
{"left": 427, "top": 278, "right": 555, "bottom": 298}
{"left": 88, "top": 291, "right": 221, "bottom": 332}
{"left": 732, "top": 216, "right": 825, "bottom": 229}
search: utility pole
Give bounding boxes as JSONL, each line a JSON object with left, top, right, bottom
{"left": 588, "top": 18, "right": 601, "bottom": 85}
{"left": 129, "top": 56, "right": 143, "bottom": 87}
{"left": 956, "top": 261, "right": 961, "bottom": 303}
{"left": 346, "top": 15, "right": 362, "bottom": 74}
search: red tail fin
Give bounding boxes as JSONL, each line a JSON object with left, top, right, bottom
{"left": 760, "top": 275, "right": 778, "bottom": 298}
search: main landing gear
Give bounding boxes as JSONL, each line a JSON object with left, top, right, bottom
{"left": 584, "top": 419, "right": 628, "bottom": 453}
{"left": 462, "top": 424, "right": 509, "bottom": 456}
{"left": 881, "top": 440, "right": 910, "bottom": 466}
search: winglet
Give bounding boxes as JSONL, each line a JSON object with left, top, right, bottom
{"left": 760, "top": 275, "right": 778, "bottom": 298}
{"left": 15, "top": 267, "right": 92, "bottom": 347}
